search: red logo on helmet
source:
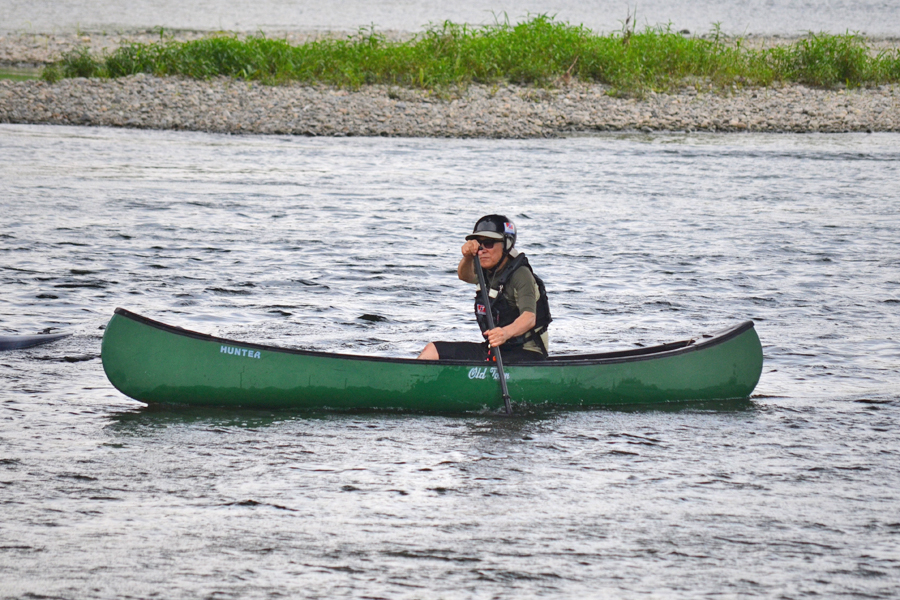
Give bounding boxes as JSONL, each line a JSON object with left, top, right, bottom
{"left": 504, "top": 222, "right": 515, "bottom": 235}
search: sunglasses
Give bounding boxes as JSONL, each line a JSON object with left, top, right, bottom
{"left": 477, "top": 239, "right": 500, "bottom": 249}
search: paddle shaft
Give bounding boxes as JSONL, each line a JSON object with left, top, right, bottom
{"left": 474, "top": 254, "right": 512, "bottom": 414}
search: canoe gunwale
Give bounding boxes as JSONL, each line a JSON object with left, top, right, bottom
{"left": 111, "top": 307, "right": 755, "bottom": 368}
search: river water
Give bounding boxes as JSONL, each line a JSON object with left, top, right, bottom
{"left": 4, "top": 0, "right": 900, "bottom": 37}
{"left": 1, "top": 124, "right": 899, "bottom": 598}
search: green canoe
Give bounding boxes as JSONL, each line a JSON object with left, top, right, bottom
{"left": 101, "top": 308, "right": 763, "bottom": 412}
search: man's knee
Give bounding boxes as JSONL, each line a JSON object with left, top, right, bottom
{"left": 417, "top": 342, "right": 439, "bottom": 360}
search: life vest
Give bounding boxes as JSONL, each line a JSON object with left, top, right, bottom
{"left": 474, "top": 253, "right": 552, "bottom": 356}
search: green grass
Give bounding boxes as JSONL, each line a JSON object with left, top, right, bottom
{"left": 41, "top": 16, "right": 900, "bottom": 93}
{"left": 0, "top": 67, "right": 42, "bottom": 81}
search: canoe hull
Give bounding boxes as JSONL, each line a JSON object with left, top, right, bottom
{"left": 101, "top": 309, "right": 763, "bottom": 411}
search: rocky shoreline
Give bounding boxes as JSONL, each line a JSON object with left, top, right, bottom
{"left": 1, "top": 75, "right": 897, "bottom": 137}
{"left": 1, "top": 31, "right": 897, "bottom": 137}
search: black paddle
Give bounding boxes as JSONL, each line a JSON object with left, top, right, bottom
{"left": 474, "top": 254, "right": 512, "bottom": 415}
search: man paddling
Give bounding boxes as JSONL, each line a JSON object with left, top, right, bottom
{"left": 417, "top": 215, "right": 551, "bottom": 362}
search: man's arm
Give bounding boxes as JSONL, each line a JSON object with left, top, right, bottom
{"left": 484, "top": 311, "right": 536, "bottom": 348}
{"left": 484, "top": 266, "right": 538, "bottom": 347}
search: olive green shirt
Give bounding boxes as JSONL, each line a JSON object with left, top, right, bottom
{"left": 486, "top": 261, "right": 548, "bottom": 355}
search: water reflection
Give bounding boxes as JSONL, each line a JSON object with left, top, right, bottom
{"left": 105, "top": 397, "right": 758, "bottom": 432}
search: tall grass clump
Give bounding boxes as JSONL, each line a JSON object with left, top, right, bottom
{"left": 41, "top": 16, "right": 900, "bottom": 92}
{"left": 766, "top": 32, "right": 900, "bottom": 87}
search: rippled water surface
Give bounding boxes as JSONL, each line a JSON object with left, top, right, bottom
{"left": 1, "top": 124, "right": 899, "bottom": 598}
{"left": 5, "top": 0, "right": 900, "bottom": 36}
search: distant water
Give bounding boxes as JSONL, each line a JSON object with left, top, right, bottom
{"left": 1, "top": 124, "right": 899, "bottom": 598}
{"left": 4, "top": 0, "right": 900, "bottom": 37}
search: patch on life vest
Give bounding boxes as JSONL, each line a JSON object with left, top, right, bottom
{"left": 504, "top": 222, "right": 516, "bottom": 235}
{"left": 476, "top": 303, "right": 487, "bottom": 315}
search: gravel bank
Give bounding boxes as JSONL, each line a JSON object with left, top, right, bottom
{"left": 2, "top": 30, "right": 897, "bottom": 137}
{"left": 1, "top": 75, "right": 897, "bottom": 137}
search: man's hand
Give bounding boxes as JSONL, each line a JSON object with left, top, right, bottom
{"left": 484, "top": 327, "right": 509, "bottom": 348}
{"left": 461, "top": 239, "right": 480, "bottom": 257}
{"left": 458, "top": 240, "right": 479, "bottom": 283}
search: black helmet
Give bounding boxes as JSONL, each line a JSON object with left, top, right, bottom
{"left": 465, "top": 215, "right": 516, "bottom": 251}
